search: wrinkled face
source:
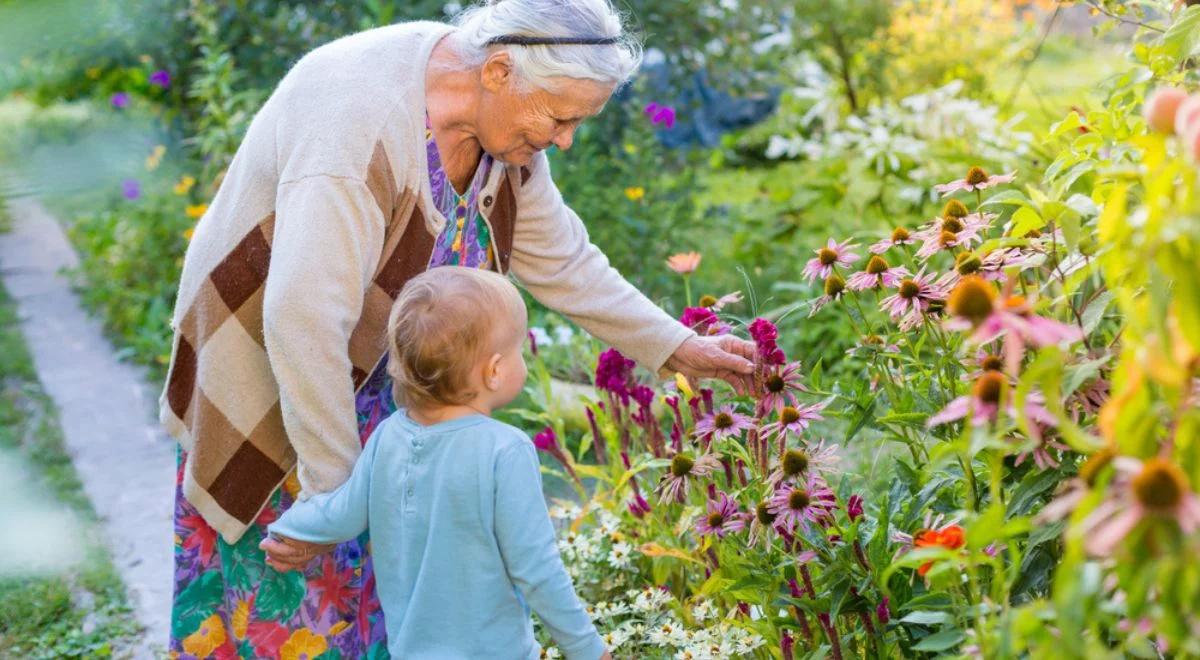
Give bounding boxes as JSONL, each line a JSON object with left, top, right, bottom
{"left": 476, "top": 53, "right": 614, "bottom": 166}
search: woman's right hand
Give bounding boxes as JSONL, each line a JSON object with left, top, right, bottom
{"left": 258, "top": 534, "right": 336, "bottom": 572}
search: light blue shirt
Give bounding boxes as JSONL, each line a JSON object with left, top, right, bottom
{"left": 269, "top": 410, "right": 603, "bottom": 660}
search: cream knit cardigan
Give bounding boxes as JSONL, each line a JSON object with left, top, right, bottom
{"left": 159, "top": 21, "right": 694, "bottom": 542}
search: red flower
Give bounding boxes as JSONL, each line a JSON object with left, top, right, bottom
{"left": 179, "top": 512, "right": 218, "bottom": 566}
{"left": 914, "top": 524, "right": 966, "bottom": 576}
{"left": 311, "top": 554, "right": 356, "bottom": 618}
{"left": 246, "top": 621, "right": 289, "bottom": 657}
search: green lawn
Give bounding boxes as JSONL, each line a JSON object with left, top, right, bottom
{"left": 0, "top": 200, "right": 141, "bottom": 658}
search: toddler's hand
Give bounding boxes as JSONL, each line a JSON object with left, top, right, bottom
{"left": 259, "top": 533, "right": 335, "bottom": 572}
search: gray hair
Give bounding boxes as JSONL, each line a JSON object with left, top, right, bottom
{"left": 448, "top": 0, "right": 643, "bottom": 92}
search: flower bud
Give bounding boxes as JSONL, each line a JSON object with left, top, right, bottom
{"left": 1144, "top": 87, "right": 1188, "bottom": 133}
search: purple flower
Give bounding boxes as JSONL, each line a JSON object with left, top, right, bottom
{"left": 149, "top": 69, "right": 171, "bottom": 89}
{"left": 631, "top": 384, "right": 655, "bottom": 409}
{"left": 121, "top": 178, "right": 140, "bottom": 200}
{"left": 748, "top": 318, "right": 786, "bottom": 365}
{"left": 533, "top": 426, "right": 558, "bottom": 452}
{"left": 644, "top": 102, "right": 676, "bottom": 128}
{"left": 847, "top": 494, "right": 864, "bottom": 522}
{"left": 876, "top": 596, "right": 891, "bottom": 625}
{"left": 695, "top": 491, "right": 747, "bottom": 538}
{"left": 527, "top": 330, "right": 539, "bottom": 356}
{"left": 679, "top": 306, "right": 729, "bottom": 336}
{"left": 802, "top": 238, "right": 860, "bottom": 282}
{"left": 628, "top": 492, "right": 651, "bottom": 519}
{"left": 110, "top": 92, "right": 130, "bottom": 109}
{"left": 694, "top": 404, "right": 755, "bottom": 442}
{"left": 594, "top": 348, "right": 636, "bottom": 402}
{"left": 767, "top": 473, "right": 837, "bottom": 535}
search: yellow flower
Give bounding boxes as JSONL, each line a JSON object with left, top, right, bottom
{"left": 146, "top": 144, "right": 166, "bottom": 171}
{"left": 231, "top": 600, "right": 250, "bottom": 640}
{"left": 181, "top": 614, "right": 227, "bottom": 658}
{"left": 283, "top": 470, "right": 302, "bottom": 498}
{"left": 675, "top": 373, "right": 695, "bottom": 400}
{"left": 174, "top": 175, "right": 196, "bottom": 196}
{"left": 186, "top": 204, "right": 208, "bottom": 219}
{"left": 280, "top": 629, "right": 328, "bottom": 660}
{"left": 624, "top": 186, "right": 645, "bottom": 202}
{"left": 85, "top": 67, "right": 101, "bottom": 80}
{"left": 182, "top": 227, "right": 195, "bottom": 242}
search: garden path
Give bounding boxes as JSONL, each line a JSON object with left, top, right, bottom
{"left": 0, "top": 196, "right": 172, "bottom": 657}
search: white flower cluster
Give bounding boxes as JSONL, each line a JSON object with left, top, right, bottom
{"left": 766, "top": 76, "right": 1032, "bottom": 193}
{"left": 529, "top": 324, "right": 576, "bottom": 349}
{"left": 543, "top": 506, "right": 766, "bottom": 658}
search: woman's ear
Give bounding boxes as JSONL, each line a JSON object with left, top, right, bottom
{"left": 480, "top": 51, "right": 513, "bottom": 93}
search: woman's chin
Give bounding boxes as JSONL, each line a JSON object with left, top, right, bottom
{"left": 494, "top": 146, "right": 536, "bottom": 167}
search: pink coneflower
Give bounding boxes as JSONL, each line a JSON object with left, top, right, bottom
{"left": 979, "top": 247, "right": 1029, "bottom": 280}
{"left": 926, "top": 371, "right": 1057, "bottom": 430}
{"left": 767, "top": 473, "right": 837, "bottom": 535}
{"left": 1011, "top": 432, "right": 1070, "bottom": 470}
{"left": 695, "top": 491, "right": 747, "bottom": 537}
{"left": 945, "top": 277, "right": 1083, "bottom": 369}
{"left": 1078, "top": 456, "right": 1200, "bottom": 557}
{"left": 645, "top": 102, "right": 677, "bottom": 128}
{"left": 756, "top": 361, "right": 808, "bottom": 414}
{"left": 808, "top": 273, "right": 845, "bottom": 317}
{"left": 694, "top": 404, "right": 755, "bottom": 442}
{"left": 879, "top": 269, "right": 944, "bottom": 329}
{"left": 803, "top": 238, "right": 860, "bottom": 282}
{"left": 766, "top": 439, "right": 839, "bottom": 487}
{"left": 657, "top": 451, "right": 721, "bottom": 503}
{"left": 666, "top": 251, "right": 701, "bottom": 274}
{"left": 934, "top": 166, "right": 1016, "bottom": 195}
{"left": 1036, "top": 446, "right": 1118, "bottom": 524}
{"left": 870, "top": 226, "right": 917, "bottom": 253}
{"left": 747, "top": 500, "right": 778, "bottom": 547}
{"left": 846, "top": 255, "right": 911, "bottom": 291}
{"left": 758, "top": 404, "right": 826, "bottom": 445}
{"left": 698, "top": 291, "right": 743, "bottom": 311}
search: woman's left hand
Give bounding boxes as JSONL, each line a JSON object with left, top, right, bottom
{"left": 259, "top": 534, "right": 336, "bottom": 572}
{"left": 663, "top": 335, "right": 757, "bottom": 394}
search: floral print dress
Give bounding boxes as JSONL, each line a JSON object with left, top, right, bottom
{"left": 169, "top": 115, "right": 496, "bottom": 659}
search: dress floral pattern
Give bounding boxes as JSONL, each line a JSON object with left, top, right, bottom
{"left": 169, "top": 114, "right": 496, "bottom": 659}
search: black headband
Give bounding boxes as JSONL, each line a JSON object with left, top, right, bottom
{"left": 485, "top": 35, "right": 619, "bottom": 46}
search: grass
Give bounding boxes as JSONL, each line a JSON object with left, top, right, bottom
{"left": 0, "top": 199, "right": 142, "bottom": 658}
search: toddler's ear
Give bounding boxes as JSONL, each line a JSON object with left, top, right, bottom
{"left": 484, "top": 352, "right": 504, "bottom": 391}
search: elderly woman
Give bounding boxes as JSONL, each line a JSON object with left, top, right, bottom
{"left": 160, "top": 0, "right": 753, "bottom": 656}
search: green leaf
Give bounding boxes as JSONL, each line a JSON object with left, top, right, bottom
{"left": 912, "top": 627, "right": 966, "bottom": 652}
{"left": 170, "top": 572, "right": 224, "bottom": 640}
{"left": 1047, "top": 112, "right": 1083, "bottom": 140}
{"left": 1159, "top": 5, "right": 1200, "bottom": 67}
{"left": 1010, "top": 206, "right": 1045, "bottom": 238}
{"left": 255, "top": 569, "right": 307, "bottom": 621}
{"left": 899, "top": 610, "right": 952, "bottom": 626}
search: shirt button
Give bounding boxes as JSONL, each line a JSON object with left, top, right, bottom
{"left": 483, "top": 195, "right": 493, "bottom": 207}
{"left": 406, "top": 488, "right": 414, "bottom": 497}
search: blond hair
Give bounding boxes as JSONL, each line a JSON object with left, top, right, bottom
{"left": 386, "top": 267, "right": 526, "bottom": 409}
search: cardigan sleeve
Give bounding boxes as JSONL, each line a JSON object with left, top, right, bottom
{"left": 507, "top": 152, "right": 695, "bottom": 375}
{"left": 262, "top": 174, "right": 386, "bottom": 497}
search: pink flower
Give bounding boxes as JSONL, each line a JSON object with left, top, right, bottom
{"left": 756, "top": 361, "right": 808, "bottom": 415}
{"left": 766, "top": 438, "right": 839, "bottom": 488}
{"left": 694, "top": 404, "right": 756, "bottom": 442}
{"left": 706, "top": 291, "right": 742, "bottom": 311}
{"left": 1011, "top": 433, "right": 1070, "bottom": 470}
{"left": 695, "top": 491, "right": 747, "bottom": 537}
{"left": 847, "top": 494, "right": 865, "bottom": 522}
{"left": 1079, "top": 457, "right": 1200, "bottom": 557}
{"left": 666, "top": 251, "right": 701, "bottom": 274}
{"left": 879, "top": 269, "right": 944, "bottom": 329}
{"left": 808, "top": 274, "right": 846, "bottom": 317}
{"left": 846, "top": 255, "right": 911, "bottom": 291}
{"left": 679, "top": 306, "right": 730, "bottom": 336}
{"left": 594, "top": 348, "right": 636, "bottom": 402}
{"left": 945, "top": 277, "right": 1083, "bottom": 371}
{"left": 870, "top": 227, "right": 916, "bottom": 253}
{"left": 644, "top": 102, "right": 677, "bottom": 128}
{"left": 767, "top": 473, "right": 837, "bottom": 535}
{"left": 748, "top": 317, "right": 786, "bottom": 365}
{"left": 628, "top": 492, "right": 652, "bottom": 519}
{"left": 934, "top": 166, "right": 1016, "bottom": 196}
{"left": 758, "top": 404, "right": 827, "bottom": 445}
{"left": 533, "top": 427, "right": 581, "bottom": 486}
{"left": 926, "top": 372, "right": 1057, "bottom": 430}
{"left": 803, "top": 238, "right": 860, "bottom": 282}
{"left": 657, "top": 452, "right": 721, "bottom": 503}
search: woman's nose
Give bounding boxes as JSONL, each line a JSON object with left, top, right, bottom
{"left": 552, "top": 126, "right": 576, "bottom": 151}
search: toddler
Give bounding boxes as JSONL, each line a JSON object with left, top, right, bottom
{"left": 265, "top": 266, "right": 609, "bottom": 659}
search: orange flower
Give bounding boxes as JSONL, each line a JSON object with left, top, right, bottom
{"left": 186, "top": 204, "right": 208, "bottom": 219}
{"left": 914, "top": 524, "right": 966, "bottom": 576}
{"left": 280, "top": 629, "right": 328, "bottom": 660}
{"left": 181, "top": 614, "right": 227, "bottom": 658}
{"left": 666, "top": 251, "right": 701, "bottom": 275}
{"left": 624, "top": 186, "right": 645, "bottom": 201}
